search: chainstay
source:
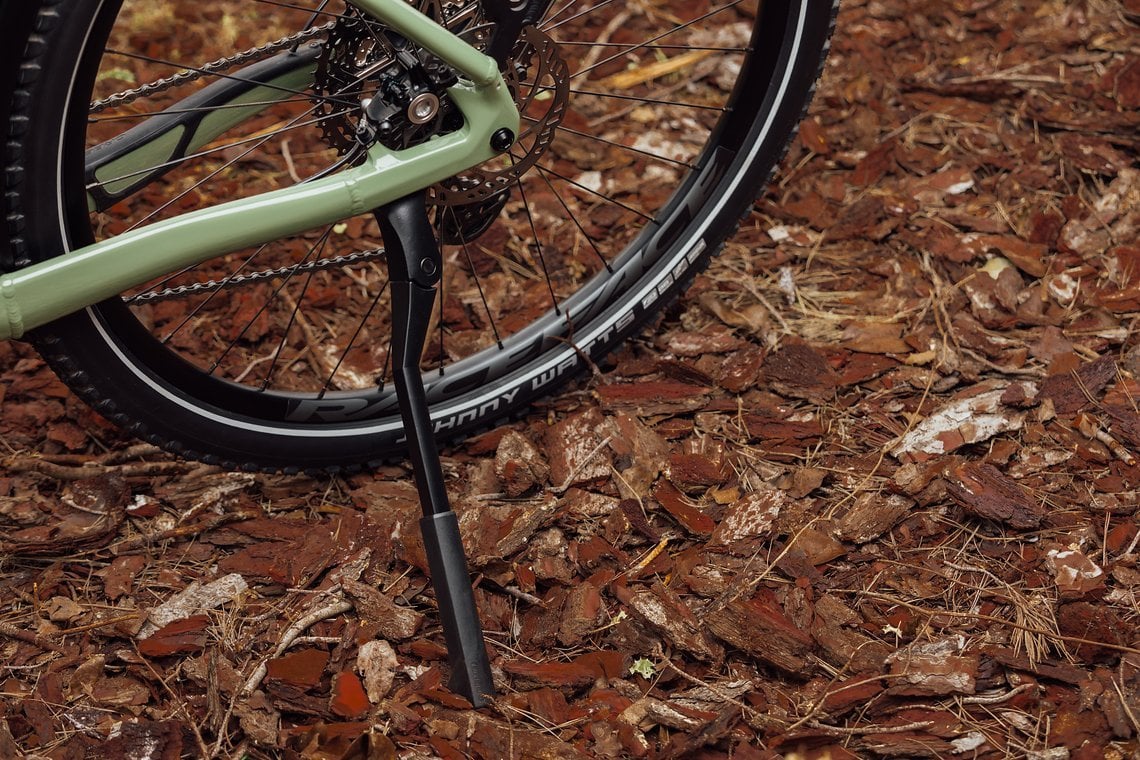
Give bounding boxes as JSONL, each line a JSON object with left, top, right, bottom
{"left": 90, "top": 23, "right": 336, "bottom": 113}
{"left": 124, "top": 247, "right": 389, "bottom": 304}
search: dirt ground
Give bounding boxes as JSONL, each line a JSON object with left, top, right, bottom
{"left": 3, "top": 0, "right": 1140, "bottom": 758}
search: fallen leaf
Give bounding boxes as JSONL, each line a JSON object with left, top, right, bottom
{"left": 91, "top": 676, "right": 151, "bottom": 707}
{"left": 841, "top": 321, "right": 910, "bottom": 354}
{"left": 101, "top": 555, "right": 148, "bottom": 600}
{"left": 45, "top": 596, "right": 85, "bottom": 624}
{"left": 65, "top": 655, "right": 106, "bottom": 702}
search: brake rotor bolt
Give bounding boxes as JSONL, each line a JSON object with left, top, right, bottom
{"left": 490, "top": 128, "right": 515, "bottom": 152}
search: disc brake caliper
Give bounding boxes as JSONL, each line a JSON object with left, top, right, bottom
{"left": 357, "top": 44, "right": 460, "bottom": 151}
{"left": 315, "top": 8, "right": 465, "bottom": 153}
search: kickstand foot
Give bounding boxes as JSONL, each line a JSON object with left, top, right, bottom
{"left": 375, "top": 191, "right": 494, "bottom": 707}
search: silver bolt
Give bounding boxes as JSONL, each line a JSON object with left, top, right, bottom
{"left": 407, "top": 93, "right": 440, "bottom": 125}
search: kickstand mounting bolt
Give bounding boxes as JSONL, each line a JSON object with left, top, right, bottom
{"left": 490, "top": 128, "right": 515, "bottom": 152}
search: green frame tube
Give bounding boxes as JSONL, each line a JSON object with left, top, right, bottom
{"left": 0, "top": 0, "right": 518, "bottom": 340}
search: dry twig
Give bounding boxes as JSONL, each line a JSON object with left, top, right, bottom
{"left": 241, "top": 595, "right": 353, "bottom": 695}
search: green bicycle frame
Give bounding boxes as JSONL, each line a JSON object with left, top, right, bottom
{"left": 0, "top": 0, "right": 519, "bottom": 340}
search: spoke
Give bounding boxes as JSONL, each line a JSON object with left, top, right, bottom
{"left": 533, "top": 83, "right": 724, "bottom": 111}
{"left": 541, "top": 0, "right": 621, "bottom": 33}
{"left": 540, "top": 0, "right": 579, "bottom": 29}
{"left": 260, "top": 0, "right": 476, "bottom": 29}
{"left": 570, "top": 1, "right": 744, "bottom": 81}
{"left": 113, "top": 108, "right": 343, "bottom": 232}
{"left": 94, "top": 15, "right": 394, "bottom": 196}
{"left": 532, "top": 164, "right": 611, "bottom": 273}
{"left": 533, "top": 161, "right": 654, "bottom": 222}
{"left": 105, "top": 48, "right": 360, "bottom": 109}
{"left": 379, "top": 315, "right": 394, "bottom": 387}
{"left": 430, "top": 209, "right": 446, "bottom": 375}
{"left": 436, "top": 265, "right": 446, "bottom": 374}
{"left": 555, "top": 41, "right": 748, "bottom": 52}
{"left": 88, "top": 95, "right": 359, "bottom": 123}
{"left": 297, "top": 0, "right": 335, "bottom": 40}
{"left": 261, "top": 243, "right": 328, "bottom": 390}
{"left": 94, "top": 0, "right": 743, "bottom": 399}
{"left": 159, "top": 244, "right": 271, "bottom": 344}
{"left": 510, "top": 155, "right": 560, "bottom": 315}
{"left": 127, "top": 246, "right": 387, "bottom": 304}
{"left": 207, "top": 228, "right": 333, "bottom": 374}
{"left": 317, "top": 277, "right": 390, "bottom": 396}
{"left": 89, "top": 108, "right": 350, "bottom": 194}
{"left": 253, "top": 0, "right": 360, "bottom": 23}
{"left": 331, "top": 1, "right": 404, "bottom": 64}
{"left": 447, "top": 206, "right": 503, "bottom": 348}
{"left": 523, "top": 115, "right": 694, "bottom": 169}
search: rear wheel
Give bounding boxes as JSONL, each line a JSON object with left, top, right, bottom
{"left": 3, "top": 0, "right": 837, "bottom": 471}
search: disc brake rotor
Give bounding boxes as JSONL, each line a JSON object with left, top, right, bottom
{"left": 434, "top": 26, "right": 569, "bottom": 206}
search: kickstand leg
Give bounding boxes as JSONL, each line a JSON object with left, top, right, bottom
{"left": 375, "top": 191, "right": 494, "bottom": 707}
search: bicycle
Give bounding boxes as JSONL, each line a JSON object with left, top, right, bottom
{"left": 0, "top": 0, "right": 836, "bottom": 703}
{"left": 1, "top": 0, "right": 836, "bottom": 472}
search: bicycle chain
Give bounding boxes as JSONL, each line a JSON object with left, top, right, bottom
{"left": 90, "top": 23, "right": 336, "bottom": 114}
{"left": 124, "top": 247, "right": 389, "bottom": 304}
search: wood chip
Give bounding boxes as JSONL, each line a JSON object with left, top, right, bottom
{"left": 704, "top": 592, "right": 814, "bottom": 673}
{"left": 615, "top": 583, "right": 723, "bottom": 663}
{"left": 1035, "top": 354, "right": 1117, "bottom": 415}
{"left": 341, "top": 579, "right": 424, "bottom": 641}
{"left": 885, "top": 637, "right": 979, "bottom": 696}
{"left": 945, "top": 461, "right": 1044, "bottom": 529}
{"left": 891, "top": 383, "right": 1032, "bottom": 461}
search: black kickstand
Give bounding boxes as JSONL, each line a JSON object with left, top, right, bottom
{"left": 375, "top": 191, "right": 494, "bottom": 707}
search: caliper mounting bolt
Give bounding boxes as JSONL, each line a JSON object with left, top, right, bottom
{"left": 490, "top": 128, "right": 515, "bottom": 153}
